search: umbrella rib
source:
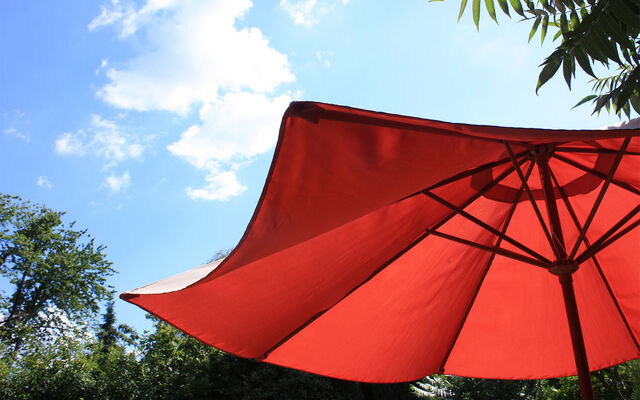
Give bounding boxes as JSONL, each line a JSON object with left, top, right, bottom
{"left": 422, "top": 190, "right": 551, "bottom": 264}
{"left": 555, "top": 146, "right": 640, "bottom": 156}
{"left": 549, "top": 169, "right": 640, "bottom": 354}
{"left": 568, "top": 137, "right": 631, "bottom": 260}
{"left": 437, "top": 163, "right": 532, "bottom": 374}
{"left": 427, "top": 157, "right": 527, "bottom": 234}
{"left": 574, "top": 202, "right": 640, "bottom": 264}
{"left": 576, "top": 215, "right": 640, "bottom": 265}
{"left": 504, "top": 142, "right": 560, "bottom": 261}
{"left": 395, "top": 151, "right": 527, "bottom": 203}
{"left": 260, "top": 228, "right": 435, "bottom": 360}
{"left": 423, "top": 228, "right": 547, "bottom": 268}
{"left": 260, "top": 158, "right": 527, "bottom": 359}
{"left": 552, "top": 153, "right": 640, "bottom": 197}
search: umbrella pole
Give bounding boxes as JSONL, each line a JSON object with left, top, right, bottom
{"left": 537, "top": 152, "right": 595, "bottom": 400}
{"left": 558, "top": 273, "right": 595, "bottom": 400}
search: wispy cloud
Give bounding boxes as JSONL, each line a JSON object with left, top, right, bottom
{"left": 54, "top": 132, "right": 87, "bottom": 156}
{"left": 101, "top": 171, "right": 131, "bottom": 193}
{"left": 37, "top": 176, "right": 53, "bottom": 189}
{"left": 90, "top": 0, "right": 296, "bottom": 200}
{"left": 279, "top": 0, "right": 348, "bottom": 26}
{"left": 54, "top": 115, "right": 149, "bottom": 168}
{"left": 2, "top": 109, "right": 29, "bottom": 141}
{"left": 54, "top": 115, "right": 150, "bottom": 194}
{"left": 316, "top": 50, "right": 332, "bottom": 68}
{"left": 280, "top": 0, "right": 317, "bottom": 26}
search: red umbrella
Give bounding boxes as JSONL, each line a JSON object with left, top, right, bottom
{"left": 122, "top": 102, "right": 640, "bottom": 400}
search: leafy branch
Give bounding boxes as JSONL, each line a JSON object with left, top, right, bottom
{"left": 442, "top": 0, "right": 640, "bottom": 117}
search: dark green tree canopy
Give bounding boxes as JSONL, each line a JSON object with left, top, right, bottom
{"left": 447, "top": 0, "right": 640, "bottom": 117}
{"left": 0, "top": 194, "right": 115, "bottom": 352}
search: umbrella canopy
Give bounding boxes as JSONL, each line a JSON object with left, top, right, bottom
{"left": 122, "top": 102, "right": 640, "bottom": 398}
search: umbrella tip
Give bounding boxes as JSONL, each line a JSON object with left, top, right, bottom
{"left": 288, "top": 101, "right": 323, "bottom": 124}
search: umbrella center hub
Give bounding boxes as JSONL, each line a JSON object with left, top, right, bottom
{"left": 528, "top": 144, "right": 555, "bottom": 160}
{"left": 548, "top": 262, "right": 579, "bottom": 276}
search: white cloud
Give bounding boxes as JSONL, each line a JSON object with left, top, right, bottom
{"left": 168, "top": 92, "right": 290, "bottom": 168}
{"left": 168, "top": 92, "right": 290, "bottom": 200}
{"left": 55, "top": 132, "right": 87, "bottom": 156}
{"left": 102, "top": 171, "right": 131, "bottom": 193}
{"left": 91, "top": 0, "right": 294, "bottom": 114}
{"left": 186, "top": 170, "right": 246, "bottom": 201}
{"left": 54, "top": 115, "right": 148, "bottom": 168}
{"left": 37, "top": 176, "right": 53, "bottom": 189}
{"left": 90, "top": 0, "right": 297, "bottom": 200}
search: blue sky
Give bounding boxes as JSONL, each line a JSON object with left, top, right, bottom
{"left": 0, "top": 0, "right": 627, "bottom": 333}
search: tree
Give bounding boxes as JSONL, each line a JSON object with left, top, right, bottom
{"left": 97, "top": 301, "right": 119, "bottom": 353}
{"left": 446, "top": 0, "right": 640, "bottom": 117}
{"left": 0, "top": 194, "right": 115, "bottom": 353}
{"left": 96, "top": 299, "right": 139, "bottom": 354}
{"left": 137, "top": 316, "right": 361, "bottom": 400}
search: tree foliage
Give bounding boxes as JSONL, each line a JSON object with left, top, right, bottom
{"left": 0, "top": 194, "right": 115, "bottom": 353}
{"left": 413, "top": 362, "right": 640, "bottom": 400}
{"left": 136, "top": 317, "right": 363, "bottom": 400}
{"left": 447, "top": 0, "right": 640, "bottom": 117}
{"left": 1, "top": 304, "right": 639, "bottom": 399}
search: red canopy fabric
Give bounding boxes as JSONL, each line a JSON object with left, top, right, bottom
{"left": 122, "top": 102, "right": 640, "bottom": 383}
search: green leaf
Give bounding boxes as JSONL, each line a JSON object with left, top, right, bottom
{"left": 563, "top": 0, "right": 576, "bottom": 11}
{"left": 593, "top": 92, "right": 614, "bottom": 115}
{"left": 583, "top": 36, "right": 608, "bottom": 63}
{"left": 554, "top": 0, "right": 566, "bottom": 14}
{"left": 541, "top": 15, "right": 549, "bottom": 44}
{"left": 601, "top": 13, "right": 635, "bottom": 50}
{"left": 473, "top": 0, "right": 481, "bottom": 28}
{"left": 580, "top": 6, "right": 588, "bottom": 18}
{"left": 569, "top": 10, "right": 580, "bottom": 28}
{"left": 498, "top": 0, "right": 511, "bottom": 17}
{"left": 560, "top": 13, "right": 569, "bottom": 34}
{"left": 617, "top": 72, "right": 639, "bottom": 108}
{"left": 458, "top": 0, "right": 469, "bottom": 21}
{"left": 562, "top": 56, "right": 574, "bottom": 89}
{"left": 630, "top": 93, "right": 640, "bottom": 114}
{"left": 609, "top": 0, "right": 640, "bottom": 29}
{"left": 526, "top": 9, "right": 548, "bottom": 16}
{"left": 537, "top": 55, "right": 562, "bottom": 93}
{"left": 529, "top": 17, "right": 542, "bottom": 42}
{"left": 553, "top": 29, "right": 563, "bottom": 41}
{"left": 623, "top": 101, "right": 631, "bottom": 118}
{"left": 509, "top": 0, "right": 525, "bottom": 16}
{"left": 574, "top": 46, "right": 597, "bottom": 78}
{"left": 497, "top": 0, "right": 510, "bottom": 15}
{"left": 485, "top": 0, "right": 498, "bottom": 23}
{"left": 539, "top": 0, "right": 554, "bottom": 12}
{"left": 621, "top": 46, "right": 633, "bottom": 64}
{"left": 572, "top": 94, "right": 597, "bottom": 109}
{"left": 591, "top": 28, "right": 622, "bottom": 65}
